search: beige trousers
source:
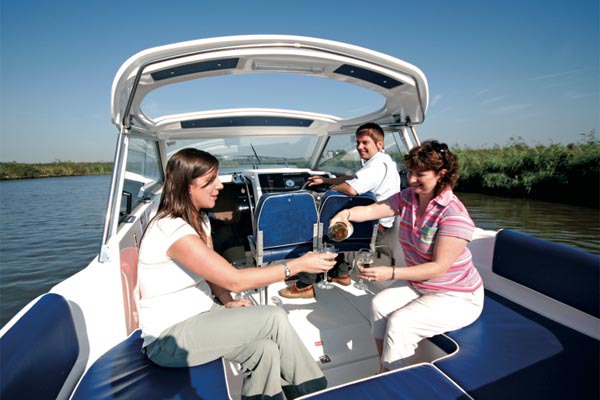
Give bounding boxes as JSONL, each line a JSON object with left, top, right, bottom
{"left": 145, "top": 303, "right": 326, "bottom": 399}
{"left": 371, "top": 281, "right": 484, "bottom": 370}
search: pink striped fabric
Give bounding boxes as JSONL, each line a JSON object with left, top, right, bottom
{"left": 388, "top": 188, "right": 483, "bottom": 293}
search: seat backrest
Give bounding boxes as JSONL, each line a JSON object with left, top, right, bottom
{"left": 254, "top": 191, "right": 318, "bottom": 249}
{"left": 0, "top": 293, "right": 82, "bottom": 400}
{"left": 120, "top": 246, "right": 140, "bottom": 335}
{"left": 318, "top": 190, "right": 378, "bottom": 251}
{"left": 492, "top": 229, "right": 600, "bottom": 318}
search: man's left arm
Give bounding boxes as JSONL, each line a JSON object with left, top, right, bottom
{"left": 330, "top": 182, "right": 358, "bottom": 196}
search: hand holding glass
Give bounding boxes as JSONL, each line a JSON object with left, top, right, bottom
{"left": 317, "top": 243, "right": 336, "bottom": 290}
{"left": 353, "top": 248, "right": 374, "bottom": 290}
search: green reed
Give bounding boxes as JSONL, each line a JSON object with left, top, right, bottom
{"left": 453, "top": 133, "right": 599, "bottom": 208}
{"left": 0, "top": 161, "right": 113, "bottom": 180}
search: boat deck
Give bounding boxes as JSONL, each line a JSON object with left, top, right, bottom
{"left": 225, "top": 253, "right": 448, "bottom": 397}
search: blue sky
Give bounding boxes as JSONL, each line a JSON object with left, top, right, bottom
{"left": 1, "top": 0, "right": 598, "bottom": 162}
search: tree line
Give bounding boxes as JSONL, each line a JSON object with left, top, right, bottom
{"left": 0, "top": 161, "right": 113, "bottom": 180}
{"left": 453, "top": 134, "right": 599, "bottom": 208}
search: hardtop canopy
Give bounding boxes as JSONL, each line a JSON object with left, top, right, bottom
{"left": 111, "top": 35, "right": 429, "bottom": 140}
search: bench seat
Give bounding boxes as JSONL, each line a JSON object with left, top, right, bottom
{"left": 432, "top": 229, "right": 600, "bottom": 399}
{"left": 304, "top": 364, "right": 469, "bottom": 400}
{"left": 0, "top": 293, "right": 82, "bottom": 399}
{"left": 72, "top": 330, "right": 230, "bottom": 399}
{"left": 433, "top": 291, "right": 599, "bottom": 399}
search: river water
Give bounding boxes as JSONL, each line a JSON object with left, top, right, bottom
{"left": 1, "top": 175, "right": 598, "bottom": 326}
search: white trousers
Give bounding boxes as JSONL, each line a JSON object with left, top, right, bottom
{"left": 371, "top": 280, "right": 484, "bottom": 370}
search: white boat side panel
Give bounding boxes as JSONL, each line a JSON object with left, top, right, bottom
{"left": 51, "top": 246, "right": 127, "bottom": 371}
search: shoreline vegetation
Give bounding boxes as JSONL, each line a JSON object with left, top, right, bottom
{"left": 1, "top": 135, "right": 598, "bottom": 208}
{"left": 0, "top": 161, "right": 113, "bottom": 180}
{"left": 453, "top": 135, "right": 599, "bottom": 208}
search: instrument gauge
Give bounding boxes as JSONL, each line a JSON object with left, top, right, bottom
{"left": 285, "top": 179, "right": 295, "bottom": 188}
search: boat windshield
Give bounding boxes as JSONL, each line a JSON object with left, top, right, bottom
{"left": 167, "top": 135, "right": 319, "bottom": 173}
{"left": 315, "top": 131, "right": 410, "bottom": 177}
{"left": 166, "top": 130, "right": 410, "bottom": 177}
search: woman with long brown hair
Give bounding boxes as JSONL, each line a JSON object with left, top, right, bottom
{"left": 138, "top": 148, "right": 333, "bottom": 399}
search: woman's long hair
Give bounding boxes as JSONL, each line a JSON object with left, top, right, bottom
{"left": 155, "top": 148, "right": 219, "bottom": 242}
{"left": 403, "top": 140, "right": 459, "bottom": 198}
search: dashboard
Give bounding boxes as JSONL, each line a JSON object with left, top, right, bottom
{"left": 209, "top": 168, "right": 331, "bottom": 257}
{"left": 241, "top": 168, "right": 329, "bottom": 202}
{"left": 258, "top": 172, "right": 310, "bottom": 192}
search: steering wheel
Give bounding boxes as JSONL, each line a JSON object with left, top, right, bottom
{"left": 300, "top": 180, "right": 331, "bottom": 193}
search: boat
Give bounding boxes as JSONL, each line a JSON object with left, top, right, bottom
{"left": 1, "top": 35, "right": 598, "bottom": 399}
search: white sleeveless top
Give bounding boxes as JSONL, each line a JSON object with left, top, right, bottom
{"left": 137, "top": 215, "right": 213, "bottom": 347}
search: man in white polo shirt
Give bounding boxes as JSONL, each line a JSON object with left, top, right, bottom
{"left": 279, "top": 122, "right": 401, "bottom": 299}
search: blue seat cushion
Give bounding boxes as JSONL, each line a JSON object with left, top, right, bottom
{"left": 0, "top": 293, "right": 81, "bottom": 399}
{"left": 434, "top": 291, "right": 599, "bottom": 399}
{"left": 72, "top": 330, "right": 229, "bottom": 399}
{"left": 305, "top": 364, "right": 469, "bottom": 400}
{"left": 493, "top": 229, "right": 600, "bottom": 317}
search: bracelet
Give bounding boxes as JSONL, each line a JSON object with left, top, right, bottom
{"left": 391, "top": 266, "right": 396, "bottom": 280}
{"left": 346, "top": 209, "right": 351, "bottom": 220}
{"left": 282, "top": 261, "right": 291, "bottom": 279}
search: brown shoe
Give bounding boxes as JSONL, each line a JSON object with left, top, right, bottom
{"left": 278, "top": 283, "right": 315, "bottom": 299}
{"left": 328, "top": 275, "right": 351, "bottom": 286}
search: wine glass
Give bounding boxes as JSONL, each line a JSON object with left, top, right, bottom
{"left": 317, "top": 243, "right": 336, "bottom": 290}
{"left": 353, "top": 248, "right": 374, "bottom": 290}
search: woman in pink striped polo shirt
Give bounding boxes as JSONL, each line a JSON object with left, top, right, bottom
{"left": 329, "top": 140, "right": 484, "bottom": 373}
